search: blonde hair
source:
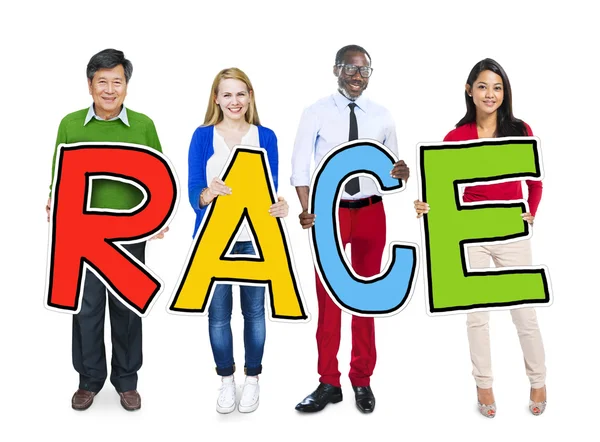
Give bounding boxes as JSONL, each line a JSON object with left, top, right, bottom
{"left": 203, "top": 67, "right": 261, "bottom": 126}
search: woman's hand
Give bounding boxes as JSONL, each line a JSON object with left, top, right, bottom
{"left": 269, "top": 196, "right": 288, "bottom": 218}
{"left": 521, "top": 212, "right": 534, "bottom": 225}
{"left": 414, "top": 200, "right": 430, "bottom": 218}
{"left": 202, "top": 177, "right": 232, "bottom": 206}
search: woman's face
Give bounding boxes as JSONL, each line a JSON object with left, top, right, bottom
{"left": 467, "top": 70, "right": 504, "bottom": 117}
{"left": 215, "top": 78, "right": 251, "bottom": 121}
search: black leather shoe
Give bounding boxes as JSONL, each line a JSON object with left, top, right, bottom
{"left": 352, "top": 386, "right": 375, "bottom": 413}
{"left": 295, "top": 383, "right": 343, "bottom": 412}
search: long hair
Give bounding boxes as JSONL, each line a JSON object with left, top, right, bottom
{"left": 203, "top": 67, "right": 260, "bottom": 126}
{"left": 456, "top": 58, "right": 527, "bottom": 137}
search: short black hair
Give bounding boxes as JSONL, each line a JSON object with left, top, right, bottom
{"left": 335, "top": 45, "right": 371, "bottom": 66}
{"left": 86, "top": 49, "right": 133, "bottom": 83}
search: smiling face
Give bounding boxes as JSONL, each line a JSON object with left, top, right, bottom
{"left": 467, "top": 69, "right": 504, "bottom": 117}
{"left": 334, "top": 50, "right": 370, "bottom": 100}
{"left": 88, "top": 64, "right": 127, "bottom": 120}
{"left": 215, "top": 78, "right": 251, "bottom": 122}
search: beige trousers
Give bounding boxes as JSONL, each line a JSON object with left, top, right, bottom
{"left": 466, "top": 240, "right": 546, "bottom": 389}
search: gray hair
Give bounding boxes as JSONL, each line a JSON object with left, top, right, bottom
{"left": 86, "top": 49, "right": 133, "bottom": 83}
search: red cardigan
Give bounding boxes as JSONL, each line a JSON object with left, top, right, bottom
{"left": 443, "top": 122, "right": 542, "bottom": 216}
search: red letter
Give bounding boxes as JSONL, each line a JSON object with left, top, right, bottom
{"left": 46, "top": 142, "right": 178, "bottom": 316}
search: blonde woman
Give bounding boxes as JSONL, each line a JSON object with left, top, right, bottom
{"left": 188, "top": 68, "right": 288, "bottom": 413}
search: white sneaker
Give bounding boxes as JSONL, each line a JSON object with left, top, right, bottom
{"left": 238, "top": 376, "right": 260, "bottom": 413}
{"left": 216, "top": 376, "right": 236, "bottom": 414}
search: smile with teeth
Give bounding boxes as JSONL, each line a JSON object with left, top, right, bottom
{"left": 228, "top": 107, "right": 242, "bottom": 113}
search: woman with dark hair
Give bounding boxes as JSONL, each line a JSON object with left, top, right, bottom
{"left": 415, "top": 58, "right": 547, "bottom": 418}
{"left": 188, "top": 67, "right": 288, "bottom": 414}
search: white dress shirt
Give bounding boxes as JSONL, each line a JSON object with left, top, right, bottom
{"left": 290, "top": 92, "right": 399, "bottom": 200}
{"left": 207, "top": 124, "right": 259, "bottom": 241}
{"left": 84, "top": 104, "right": 130, "bottom": 126}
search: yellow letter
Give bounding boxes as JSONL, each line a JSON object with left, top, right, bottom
{"left": 169, "top": 146, "right": 308, "bottom": 322}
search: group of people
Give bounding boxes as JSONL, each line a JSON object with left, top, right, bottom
{"left": 46, "top": 45, "right": 547, "bottom": 418}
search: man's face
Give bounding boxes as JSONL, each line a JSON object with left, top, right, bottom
{"left": 334, "top": 50, "right": 370, "bottom": 100}
{"left": 88, "top": 64, "right": 128, "bottom": 119}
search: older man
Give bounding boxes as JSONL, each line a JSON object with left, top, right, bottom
{"left": 291, "top": 44, "right": 409, "bottom": 414}
{"left": 46, "top": 48, "right": 166, "bottom": 411}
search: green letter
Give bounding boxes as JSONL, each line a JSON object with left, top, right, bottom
{"left": 419, "top": 137, "right": 551, "bottom": 314}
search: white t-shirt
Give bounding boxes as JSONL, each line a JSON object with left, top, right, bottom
{"left": 206, "top": 124, "right": 260, "bottom": 242}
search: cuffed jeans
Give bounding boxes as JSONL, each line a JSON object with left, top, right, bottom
{"left": 208, "top": 241, "right": 266, "bottom": 377}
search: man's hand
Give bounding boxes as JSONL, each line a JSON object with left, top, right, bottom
{"left": 391, "top": 160, "right": 410, "bottom": 181}
{"left": 150, "top": 226, "right": 170, "bottom": 240}
{"left": 46, "top": 197, "right": 51, "bottom": 222}
{"left": 521, "top": 212, "right": 535, "bottom": 225}
{"left": 269, "top": 196, "right": 289, "bottom": 218}
{"left": 299, "top": 209, "right": 316, "bottom": 229}
{"left": 414, "top": 200, "right": 429, "bottom": 218}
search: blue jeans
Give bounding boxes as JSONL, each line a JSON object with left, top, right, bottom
{"left": 208, "top": 241, "right": 266, "bottom": 376}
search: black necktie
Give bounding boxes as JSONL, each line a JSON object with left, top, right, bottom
{"left": 345, "top": 102, "right": 360, "bottom": 195}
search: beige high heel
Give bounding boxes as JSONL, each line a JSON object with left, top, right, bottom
{"left": 529, "top": 386, "right": 547, "bottom": 416}
{"left": 477, "top": 387, "right": 496, "bottom": 418}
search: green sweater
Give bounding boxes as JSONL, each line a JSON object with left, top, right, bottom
{"left": 50, "top": 107, "right": 163, "bottom": 210}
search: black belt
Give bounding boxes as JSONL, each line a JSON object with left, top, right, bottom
{"left": 339, "top": 195, "right": 382, "bottom": 209}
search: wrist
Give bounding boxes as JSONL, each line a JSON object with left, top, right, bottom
{"left": 205, "top": 188, "right": 215, "bottom": 202}
{"left": 200, "top": 187, "right": 213, "bottom": 207}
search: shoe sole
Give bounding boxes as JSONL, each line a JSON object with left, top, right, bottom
{"left": 216, "top": 403, "right": 236, "bottom": 414}
{"left": 238, "top": 400, "right": 259, "bottom": 413}
{"left": 120, "top": 402, "right": 141, "bottom": 411}
{"left": 296, "top": 394, "right": 343, "bottom": 412}
{"left": 72, "top": 401, "right": 94, "bottom": 411}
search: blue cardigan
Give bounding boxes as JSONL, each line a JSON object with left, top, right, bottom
{"left": 188, "top": 124, "right": 279, "bottom": 236}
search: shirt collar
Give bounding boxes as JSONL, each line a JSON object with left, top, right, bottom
{"left": 333, "top": 91, "right": 367, "bottom": 113}
{"left": 84, "top": 104, "right": 130, "bottom": 126}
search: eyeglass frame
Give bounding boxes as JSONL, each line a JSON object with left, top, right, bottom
{"left": 336, "top": 64, "right": 374, "bottom": 78}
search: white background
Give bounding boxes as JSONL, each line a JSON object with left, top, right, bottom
{"left": 1, "top": 1, "right": 597, "bottom": 440}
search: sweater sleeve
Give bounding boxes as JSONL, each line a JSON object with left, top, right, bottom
{"left": 49, "top": 117, "right": 68, "bottom": 195}
{"left": 523, "top": 122, "right": 543, "bottom": 216}
{"left": 188, "top": 128, "right": 208, "bottom": 210}
{"left": 145, "top": 119, "right": 163, "bottom": 152}
{"left": 443, "top": 129, "right": 456, "bottom": 142}
{"left": 265, "top": 129, "right": 279, "bottom": 192}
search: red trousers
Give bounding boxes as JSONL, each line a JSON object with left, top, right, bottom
{"left": 315, "top": 200, "right": 386, "bottom": 387}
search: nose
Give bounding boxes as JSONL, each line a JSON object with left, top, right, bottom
{"left": 351, "top": 70, "right": 362, "bottom": 80}
{"left": 485, "top": 87, "right": 494, "bottom": 98}
{"left": 106, "top": 82, "right": 115, "bottom": 94}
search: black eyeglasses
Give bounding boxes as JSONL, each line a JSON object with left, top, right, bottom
{"left": 337, "top": 64, "right": 373, "bottom": 78}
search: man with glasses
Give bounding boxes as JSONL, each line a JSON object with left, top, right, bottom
{"left": 291, "top": 44, "right": 409, "bottom": 414}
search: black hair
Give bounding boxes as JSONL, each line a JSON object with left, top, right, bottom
{"left": 456, "top": 58, "right": 527, "bottom": 137}
{"left": 86, "top": 49, "right": 133, "bottom": 83}
{"left": 335, "top": 45, "right": 371, "bottom": 66}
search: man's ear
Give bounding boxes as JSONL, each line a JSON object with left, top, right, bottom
{"left": 333, "top": 65, "right": 340, "bottom": 77}
{"left": 88, "top": 79, "right": 93, "bottom": 95}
